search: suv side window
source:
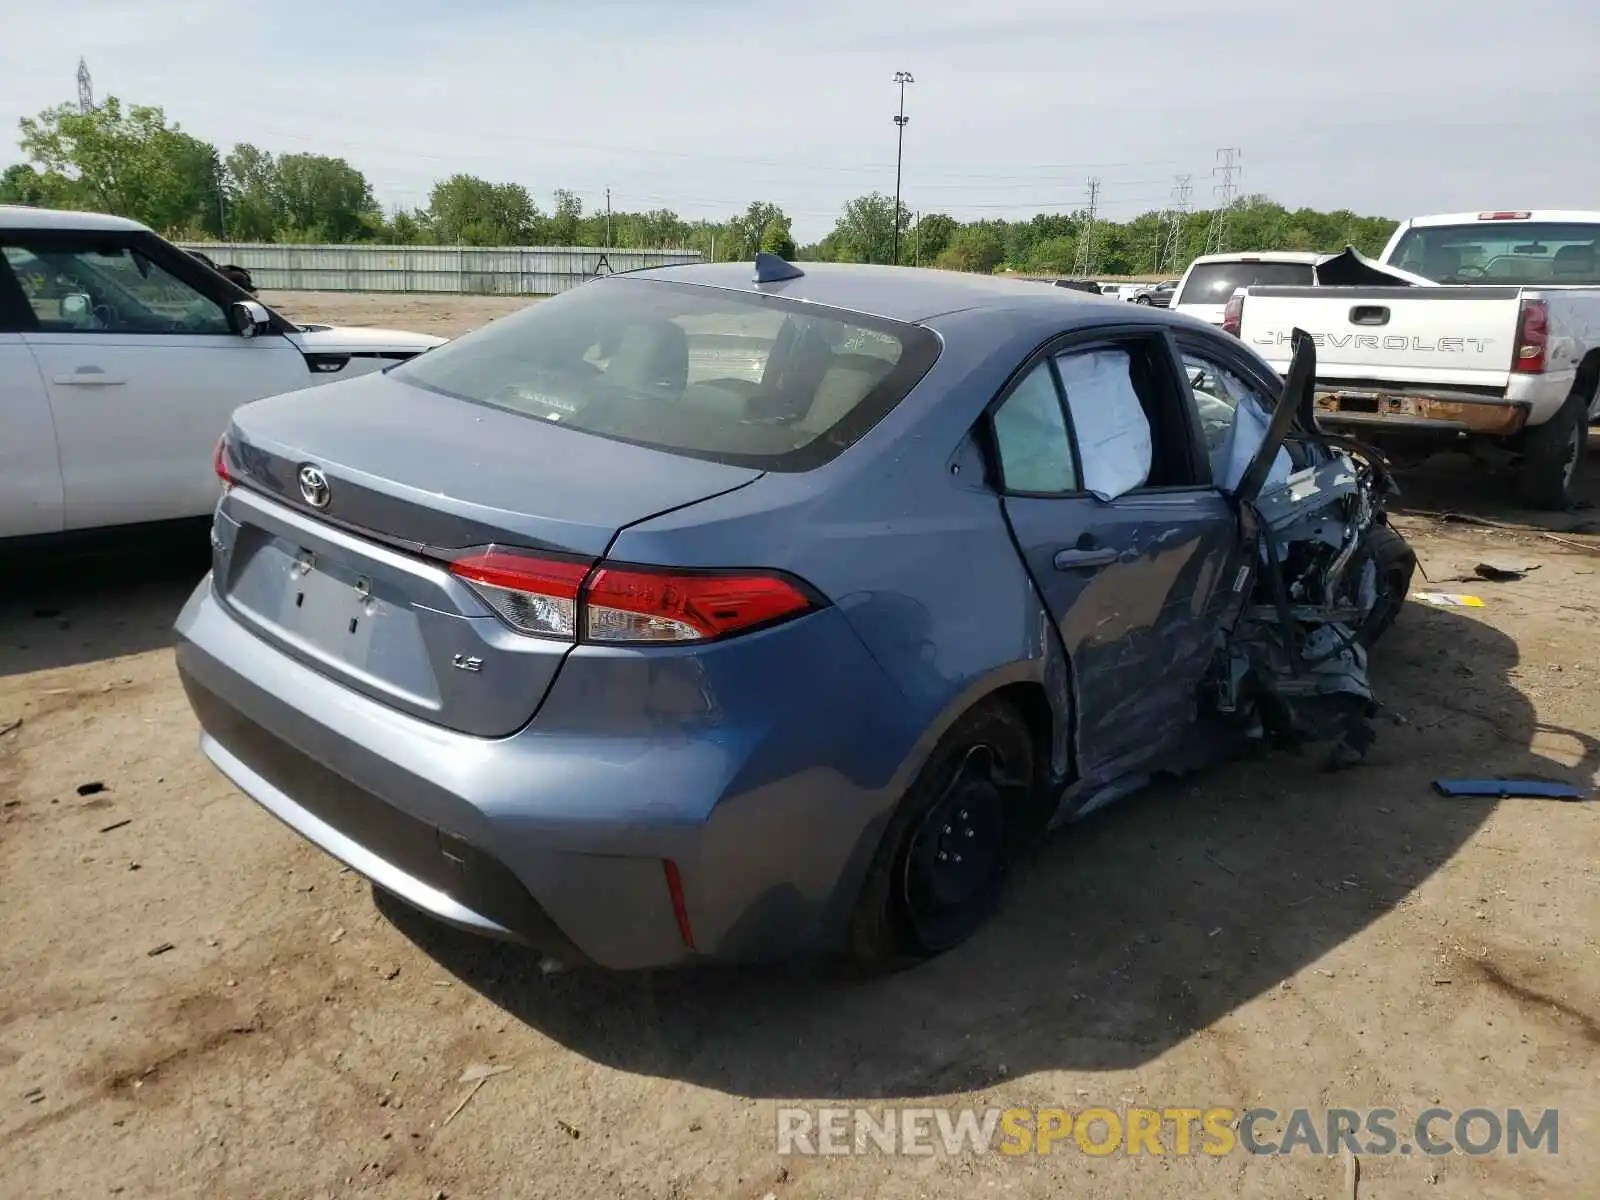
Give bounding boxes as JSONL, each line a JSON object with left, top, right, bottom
{"left": 2, "top": 240, "right": 229, "bottom": 335}
{"left": 991, "top": 361, "right": 1080, "bottom": 494}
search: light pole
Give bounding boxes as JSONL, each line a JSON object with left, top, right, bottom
{"left": 892, "top": 71, "right": 914, "bottom": 266}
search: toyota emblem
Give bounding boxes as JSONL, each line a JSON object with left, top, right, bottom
{"left": 298, "top": 464, "right": 331, "bottom": 509}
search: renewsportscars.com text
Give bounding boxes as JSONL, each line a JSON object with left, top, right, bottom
{"left": 775, "top": 1106, "right": 1559, "bottom": 1158}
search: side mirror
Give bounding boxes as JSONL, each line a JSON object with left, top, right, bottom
{"left": 228, "top": 299, "right": 271, "bottom": 339}
{"left": 60, "top": 292, "right": 92, "bottom": 322}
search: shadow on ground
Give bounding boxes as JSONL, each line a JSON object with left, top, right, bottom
{"left": 1388, "top": 437, "right": 1600, "bottom": 534}
{"left": 382, "top": 600, "right": 1597, "bottom": 1100}
{"left": 0, "top": 524, "right": 210, "bottom": 678}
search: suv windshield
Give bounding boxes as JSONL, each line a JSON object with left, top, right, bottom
{"left": 1176, "top": 260, "right": 1317, "bottom": 306}
{"left": 393, "top": 278, "right": 940, "bottom": 471}
{"left": 1388, "top": 222, "right": 1600, "bottom": 285}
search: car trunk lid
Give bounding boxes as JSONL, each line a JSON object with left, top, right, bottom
{"left": 213, "top": 370, "right": 761, "bottom": 736}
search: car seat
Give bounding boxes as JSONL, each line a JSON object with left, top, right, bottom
{"left": 604, "top": 319, "right": 689, "bottom": 399}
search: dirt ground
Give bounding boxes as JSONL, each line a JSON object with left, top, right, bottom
{"left": 3, "top": 293, "right": 1599, "bottom": 1200}
{"left": 271, "top": 291, "right": 536, "bottom": 339}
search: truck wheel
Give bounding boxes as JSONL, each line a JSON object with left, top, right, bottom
{"left": 1351, "top": 524, "right": 1416, "bottom": 648}
{"left": 1516, "top": 393, "right": 1588, "bottom": 510}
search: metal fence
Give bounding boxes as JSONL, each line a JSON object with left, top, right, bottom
{"left": 178, "top": 243, "right": 702, "bottom": 295}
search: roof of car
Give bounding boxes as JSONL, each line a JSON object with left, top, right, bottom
{"left": 1403, "top": 210, "right": 1600, "bottom": 228}
{"left": 0, "top": 205, "right": 151, "bottom": 232}
{"left": 1184, "top": 250, "right": 1326, "bottom": 267}
{"left": 619, "top": 261, "right": 1115, "bottom": 323}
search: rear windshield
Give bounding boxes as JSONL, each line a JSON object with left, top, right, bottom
{"left": 1175, "top": 261, "right": 1316, "bottom": 306}
{"left": 1388, "top": 222, "right": 1600, "bottom": 285}
{"left": 392, "top": 278, "right": 941, "bottom": 471}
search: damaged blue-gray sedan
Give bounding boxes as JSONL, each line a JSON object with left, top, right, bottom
{"left": 176, "top": 256, "right": 1415, "bottom": 971}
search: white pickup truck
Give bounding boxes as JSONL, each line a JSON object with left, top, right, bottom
{"left": 1228, "top": 211, "right": 1600, "bottom": 509}
{"left": 1, "top": 206, "right": 446, "bottom": 541}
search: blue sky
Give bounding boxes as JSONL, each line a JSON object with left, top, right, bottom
{"left": 4, "top": 0, "right": 1597, "bottom": 241}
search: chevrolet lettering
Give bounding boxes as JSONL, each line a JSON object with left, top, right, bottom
{"left": 1251, "top": 332, "right": 1494, "bottom": 354}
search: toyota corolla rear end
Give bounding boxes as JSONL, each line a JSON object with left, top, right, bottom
{"left": 174, "top": 273, "right": 941, "bottom": 968}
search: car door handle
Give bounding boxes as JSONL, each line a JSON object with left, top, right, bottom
{"left": 1054, "top": 547, "right": 1118, "bottom": 570}
{"left": 53, "top": 369, "right": 126, "bottom": 386}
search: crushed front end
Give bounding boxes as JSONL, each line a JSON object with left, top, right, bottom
{"left": 1207, "top": 330, "right": 1417, "bottom": 767}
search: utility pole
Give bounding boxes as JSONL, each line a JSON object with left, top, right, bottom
{"left": 77, "top": 58, "right": 94, "bottom": 113}
{"left": 1206, "top": 148, "right": 1242, "bottom": 256}
{"left": 605, "top": 188, "right": 612, "bottom": 249}
{"left": 1071, "top": 177, "right": 1102, "bottom": 279}
{"left": 913, "top": 211, "right": 921, "bottom": 266}
{"left": 1157, "top": 174, "right": 1193, "bottom": 275}
{"left": 891, "top": 70, "right": 914, "bottom": 267}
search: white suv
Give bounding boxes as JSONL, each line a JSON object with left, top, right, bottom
{"left": 1170, "top": 252, "right": 1325, "bottom": 327}
{"left": 1, "top": 206, "right": 445, "bottom": 540}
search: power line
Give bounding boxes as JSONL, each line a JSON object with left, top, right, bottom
{"left": 240, "top": 120, "right": 1185, "bottom": 182}
{"left": 1205, "top": 147, "right": 1242, "bottom": 255}
{"left": 1071, "top": 177, "right": 1101, "bottom": 278}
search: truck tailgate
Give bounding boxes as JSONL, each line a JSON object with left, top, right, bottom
{"left": 1238, "top": 285, "right": 1522, "bottom": 389}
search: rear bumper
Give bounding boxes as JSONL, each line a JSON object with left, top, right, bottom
{"left": 175, "top": 575, "right": 915, "bottom": 968}
{"left": 1314, "top": 390, "right": 1530, "bottom": 437}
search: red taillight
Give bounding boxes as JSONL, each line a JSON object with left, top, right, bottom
{"left": 584, "top": 564, "right": 813, "bottom": 643}
{"left": 1477, "top": 211, "right": 1532, "bottom": 221}
{"left": 213, "top": 435, "right": 231, "bottom": 488}
{"left": 1222, "top": 291, "right": 1245, "bottom": 337}
{"left": 448, "top": 548, "right": 815, "bottom": 644}
{"left": 1514, "top": 299, "right": 1548, "bottom": 374}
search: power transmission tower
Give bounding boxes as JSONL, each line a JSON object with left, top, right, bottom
{"left": 1205, "top": 147, "right": 1242, "bottom": 255}
{"left": 1157, "top": 174, "right": 1193, "bottom": 275}
{"left": 1071, "top": 176, "right": 1101, "bottom": 278}
{"left": 77, "top": 58, "right": 95, "bottom": 113}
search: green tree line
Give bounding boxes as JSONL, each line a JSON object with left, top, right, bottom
{"left": 2, "top": 92, "right": 1397, "bottom": 276}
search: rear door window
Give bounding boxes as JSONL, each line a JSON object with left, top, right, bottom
{"left": 991, "top": 362, "right": 1080, "bottom": 494}
{"left": 394, "top": 278, "right": 941, "bottom": 471}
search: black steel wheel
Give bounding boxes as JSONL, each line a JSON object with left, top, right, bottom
{"left": 851, "top": 700, "right": 1036, "bottom": 970}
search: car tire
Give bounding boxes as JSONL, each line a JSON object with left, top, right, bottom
{"left": 1350, "top": 523, "right": 1416, "bottom": 648}
{"left": 849, "top": 699, "right": 1036, "bottom": 972}
{"left": 1134, "top": 295, "right": 1151, "bottom": 305}
{"left": 1515, "top": 392, "right": 1589, "bottom": 511}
